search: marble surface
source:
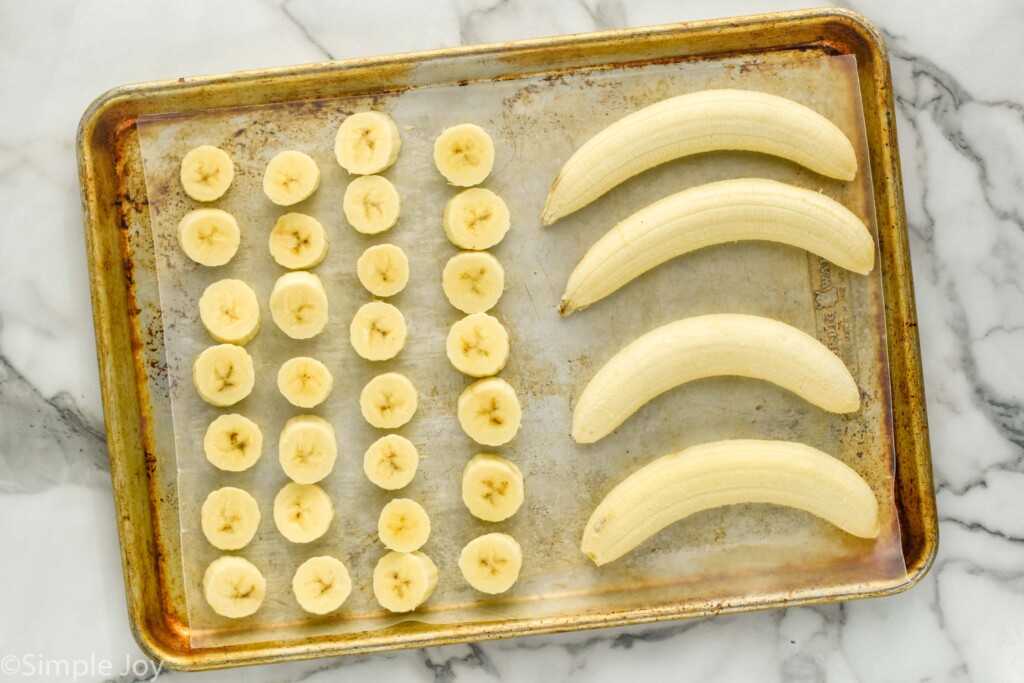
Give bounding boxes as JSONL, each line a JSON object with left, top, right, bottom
{"left": 1, "top": 0, "right": 1022, "bottom": 680}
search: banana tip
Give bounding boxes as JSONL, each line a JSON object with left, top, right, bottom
{"left": 557, "top": 299, "right": 572, "bottom": 317}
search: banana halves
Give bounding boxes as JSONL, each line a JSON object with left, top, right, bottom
{"left": 560, "top": 178, "right": 874, "bottom": 314}
{"left": 581, "top": 439, "right": 880, "bottom": 566}
{"left": 573, "top": 314, "right": 859, "bottom": 444}
{"left": 542, "top": 89, "right": 857, "bottom": 225}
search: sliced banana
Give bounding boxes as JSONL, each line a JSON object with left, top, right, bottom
{"left": 378, "top": 498, "right": 431, "bottom": 552}
{"left": 203, "top": 414, "right": 263, "bottom": 472}
{"left": 278, "top": 356, "right": 333, "bottom": 408}
{"left": 200, "top": 486, "right": 261, "bottom": 551}
{"left": 263, "top": 150, "right": 321, "bottom": 206}
{"left": 446, "top": 312, "right": 509, "bottom": 378}
{"left": 360, "top": 372, "right": 418, "bottom": 429}
{"left": 198, "top": 279, "right": 260, "bottom": 345}
{"left": 278, "top": 415, "right": 337, "bottom": 484}
{"left": 461, "top": 453, "right": 524, "bottom": 522}
{"left": 203, "top": 556, "right": 266, "bottom": 619}
{"left": 363, "top": 434, "right": 419, "bottom": 490}
{"left": 459, "top": 533, "right": 523, "bottom": 594}
{"left": 192, "top": 343, "right": 255, "bottom": 407}
{"left": 334, "top": 111, "right": 401, "bottom": 175}
{"left": 457, "top": 377, "right": 521, "bottom": 446}
{"left": 357, "top": 244, "right": 409, "bottom": 297}
{"left": 443, "top": 188, "right": 510, "bottom": 250}
{"left": 292, "top": 556, "right": 352, "bottom": 615}
{"left": 268, "top": 213, "right": 329, "bottom": 270}
{"left": 372, "top": 551, "right": 439, "bottom": 613}
{"left": 180, "top": 145, "right": 234, "bottom": 202}
{"left": 350, "top": 301, "right": 407, "bottom": 361}
{"left": 433, "top": 123, "right": 495, "bottom": 186}
{"left": 274, "top": 482, "right": 334, "bottom": 543}
{"left": 343, "top": 175, "right": 402, "bottom": 235}
{"left": 178, "top": 208, "right": 240, "bottom": 267}
{"left": 442, "top": 251, "right": 505, "bottom": 314}
{"left": 269, "top": 271, "right": 329, "bottom": 339}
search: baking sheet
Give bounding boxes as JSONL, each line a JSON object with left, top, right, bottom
{"left": 138, "top": 52, "right": 906, "bottom": 649}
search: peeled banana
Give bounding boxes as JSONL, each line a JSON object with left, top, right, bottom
{"left": 343, "top": 175, "right": 402, "bottom": 234}
{"left": 192, "top": 343, "right": 255, "bottom": 407}
{"left": 200, "top": 486, "right": 261, "bottom": 551}
{"left": 263, "top": 150, "right": 321, "bottom": 206}
{"left": 335, "top": 111, "right": 401, "bottom": 175}
{"left": 199, "top": 279, "right": 260, "bottom": 345}
{"left": 357, "top": 244, "right": 409, "bottom": 297}
{"left": 277, "top": 356, "right": 333, "bottom": 409}
{"left": 203, "top": 413, "right": 263, "bottom": 472}
{"left": 203, "top": 556, "right": 266, "bottom": 619}
{"left": 461, "top": 453, "right": 524, "bottom": 522}
{"left": 178, "top": 208, "right": 240, "bottom": 267}
{"left": 459, "top": 533, "right": 523, "bottom": 594}
{"left": 443, "top": 188, "right": 510, "bottom": 250}
{"left": 446, "top": 312, "right": 509, "bottom": 378}
{"left": 268, "top": 213, "right": 329, "bottom": 270}
{"left": 442, "top": 251, "right": 505, "bottom": 314}
{"left": 180, "top": 145, "right": 234, "bottom": 202}
{"left": 269, "top": 271, "right": 329, "bottom": 340}
{"left": 360, "top": 372, "right": 418, "bottom": 429}
{"left": 457, "top": 377, "right": 521, "bottom": 446}
{"left": 292, "top": 556, "right": 352, "bottom": 615}
{"left": 378, "top": 498, "right": 431, "bottom": 552}
{"left": 434, "top": 123, "right": 495, "bottom": 186}
{"left": 350, "top": 301, "right": 407, "bottom": 361}
{"left": 363, "top": 434, "right": 419, "bottom": 490}
{"left": 278, "top": 415, "right": 337, "bottom": 484}
{"left": 372, "top": 550, "right": 438, "bottom": 613}
{"left": 274, "top": 482, "right": 334, "bottom": 543}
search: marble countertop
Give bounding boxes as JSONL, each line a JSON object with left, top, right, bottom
{"left": 2, "top": 0, "right": 1022, "bottom": 680}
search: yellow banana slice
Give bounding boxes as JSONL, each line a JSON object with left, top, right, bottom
{"left": 372, "top": 551, "right": 439, "bottom": 613}
{"left": 446, "top": 312, "right": 509, "bottom": 378}
{"left": 277, "top": 356, "right": 333, "bottom": 408}
{"left": 360, "top": 372, "right": 418, "bottom": 429}
{"left": 292, "top": 556, "right": 352, "bottom": 615}
{"left": 442, "top": 251, "right": 505, "bottom": 314}
{"left": 273, "top": 482, "right": 334, "bottom": 543}
{"left": 457, "top": 377, "right": 521, "bottom": 446}
{"left": 461, "top": 453, "right": 524, "bottom": 522}
{"left": 459, "top": 533, "right": 523, "bottom": 594}
{"left": 377, "top": 498, "right": 431, "bottom": 552}
{"left": 200, "top": 486, "right": 261, "bottom": 551}
{"left": 178, "top": 208, "right": 240, "bottom": 267}
{"left": 363, "top": 434, "right": 419, "bottom": 490}
{"left": 192, "top": 343, "right": 255, "bottom": 407}
{"left": 433, "top": 123, "right": 495, "bottom": 187}
{"left": 263, "top": 150, "right": 321, "bottom": 206}
{"left": 268, "top": 213, "right": 329, "bottom": 270}
{"left": 349, "top": 301, "right": 407, "bottom": 361}
{"left": 356, "top": 244, "right": 409, "bottom": 298}
{"left": 198, "top": 279, "right": 260, "bottom": 345}
{"left": 203, "top": 556, "right": 266, "bottom": 619}
{"left": 269, "top": 271, "right": 329, "bottom": 340}
{"left": 343, "top": 175, "right": 402, "bottom": 235}
{"left": 278, "top": 415, "right": 337, "bottom": 484}
{"left": 180, "top": 145, "right": 234, "bottom": 202}
{"left": 443, "top": 188, "right": 510, "bottom": 250}
{"left": 334, "top": 111, "right": 401, "bottom": 175}
{"left": 203, "top": 413, "right": 263, "bottom": 472}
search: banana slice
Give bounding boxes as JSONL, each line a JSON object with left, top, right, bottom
{"left": 203, "top": 414, "right": 263, "bottom": 472}
{"left": 372, "top": 551, "right": 439, "bottom": 613}
{"left": 363, "top": 434, "right": 419, "bottom": 490}
{"left": 278, "top": 415, "right": 337, "bottom": 484}
{"left": 274, "top": 482, "right": 334, "bottom": 543}
{"left": 178, "top": 208, "right": 240, "bottom": 267}
{"left": 180, "top": 145, "right": 234, "bottom": 202}
{"left": 350, "top": 301, "right": 407, "bottom": 361}
{"left": 268, "top": 213, "right": 329, "bottom": 270}
{"left": 542, "top": 89, "right": 858, "bottom": 225}
{"left": 457, "top": 377, "right": 521, "bottom": 446}
{"left": 343, "top": 175, "right": 402, "bottom": 235}
{"left": 199, "top": 279, "right": 260, "bottom": 345}
{"left": 378, "top": 498, "right": 431, "bottom": 552}
{"left": 360, "top": 372, "right": 418, "bottom": 429}
{"left": 292, "top": 556, "right": 352, "bottom": 615}
{"left": 269, "top": 271, "right": 329, "bottom": 339}
{"left": 334, "top": 111, "right": 401, "bottom": 175}
{"left": 192, "top": 344, "right": 255, "bottom": 407}
{"left": 433, "top": 123, "right": 495, "bottom": 186}
{"left": 582, "top": 439, "right": 880, "bottom": 566}
{"left": 442, "top": 251, "right": 505, "bottom": 314}
{"left": 356, "top": 244, "right": 409, "bottom": 298}
{"left": 203, "top": 556, "right": 266, "bottom": 619}
{"left": 461, "top": 453, "right": 524, "bottom": 522}
{"left": 459, "top": 532, "right": 523, "bottom": 594}
{"left": 263, "top": 150, "right": 321, "bottom": 206}
{"left": 200, "top": 486, "right": 261, "bottom": 551}
{"left": 574, "top": 314, "right": 860, "bottom": 444}
{"left": 278, "top": 356, "right": 333, "bottom": 408}
{"left": 443, "top": 188, "right": 510, "bottom": 250}
{"left": 446, "top": 312, "right": 509, "bottom": 378}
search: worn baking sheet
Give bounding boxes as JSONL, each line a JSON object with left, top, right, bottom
{"left": 137, "top": 51, "right": 906, "bottom": 649}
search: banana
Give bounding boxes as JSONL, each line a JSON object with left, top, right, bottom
{"left": 292, "top": 556, "right": 352, "bottom": 615}
{"left": 457, "top": 377, "right": 521, "bottom": 446}
{"left": 360, "top": 372, "right": 418, "bottom": 429}
{"left": 446, "top": 312, "right": 509, "bottom": 378}
{"left": 180, "top": 145, "right": 234, "bottom": 202}
{"left": 561, "top": 178, "right": 875, "bottom": 314}
{"left": 349, "top": 301, "right": 407, "bottom": 361}
{"left": 178, "top": 208, "right": 240, "bottom": 267}
{"left": 433, "top": 123, "right": 495, "bottom": 186}
{"left": 363, "top": 434, "right": 420, "bottom": 490}
{"left": 198, "top": 279, "right": 261, "bottom": 345}
{"left": 202, "top": 556, "right": 266, "bottom": 619}
{"left": 273, "top": 482, "right": 334, "bottom": 543}
{"left": 573, "top": 314, "right": 860, "bottom": 444}
{"left": 461, "top": 453, "right": 524, "bottom": 522}
{"left": 459, "top": 533, "right": 523, "bottom": 594}
{"left": 268, "top": 213, "right": 329, "bottom": 270}
{"left": 377, "top": 498, "right": 431, "bottom": 552}
{"left": 334, "top": 111, "right": 401, "bottom": 175}
{"left": 372, "top": 551, "right": 439, "bottom": 613}
{"left": 200, "top": 486, "right": 261, "bottom": 551}
{"left": 582, "top": 439, "right": 880, "bottom": 566}
{"left": 277, "top": 356, "right": 333, "bottom": 408}
{"left": 269, "top": 271, "right": 329, "bottom": 340}
{"left": 278, "top": 415, "right": 337, "bottom": 484}
{"left": 263, "top": 150, "right": 321, "bottom": 206}
{"left": 356, "top": 244, "right": 409, "bottom": 298}
{"left": 192, "top": 343, "right": 255, "bottom": 407}
{"left": 442, "top": 251, "right": 505, "bottom": 314}
{"left": 443, "top": 188, "right": 510, "bottom": 250}
{"left": 203, "top": 414, "right": 263, "bottom": 472}
{"left": 543, "top": 89, "right": 858, "bottom": 225}
{"left": 343, "top": 175, "right": 402, "bottom": 235}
